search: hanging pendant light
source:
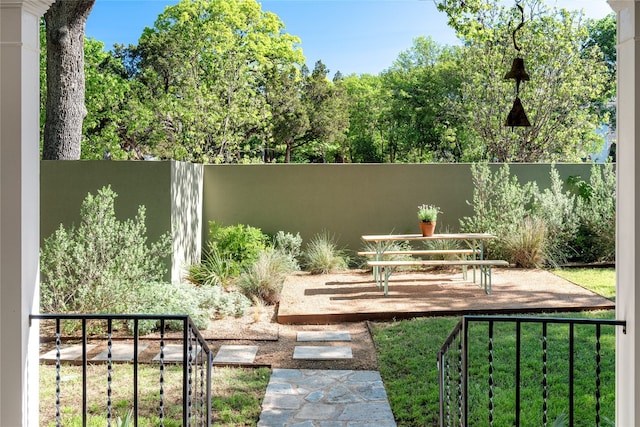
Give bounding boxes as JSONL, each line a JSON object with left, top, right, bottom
{"left": 505, "top": 97, "right": 531, "bottom": 127}
{"left": 504, "top": 0, "right": 531, "bottom": 128}
{"left": 504, "top": 57, "right": 530, "bottom": 83}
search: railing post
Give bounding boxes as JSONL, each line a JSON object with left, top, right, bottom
{"left": 463, "top": 317, "right": 469, "bottom": 426}
{"left": 515, "top": 320, "right": 521, "bottom": 427}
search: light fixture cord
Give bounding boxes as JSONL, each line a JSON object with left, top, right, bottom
{"left": 511, "top": 0, "right": 525, "bottom": 52}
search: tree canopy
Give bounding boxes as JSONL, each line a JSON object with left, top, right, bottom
{"left": 435, "top": 0, "right": 610, "bottom": 162}
{"left": 41, "top": 0, "right": 615, "bottom": 164}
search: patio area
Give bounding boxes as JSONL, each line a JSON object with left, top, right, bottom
{"left": 277, "top": 268, "right": 615, "bottom": 324}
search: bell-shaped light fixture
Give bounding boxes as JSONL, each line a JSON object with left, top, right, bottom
{"left": 504, "top": 57, "right": 530, "bottom": 83}
{"left": 504, "top": 0, "right": 531, "bottom": 128}
{"left": 505, "top": 97, "right": 531, "bottom": 128}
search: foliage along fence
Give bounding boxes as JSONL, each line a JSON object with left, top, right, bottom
{"left": 41, "top": 161, "right": 599, "bottom": 282}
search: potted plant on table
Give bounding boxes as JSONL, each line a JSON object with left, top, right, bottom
{"left": 417, "top": 204, "right": 441, "bottom": 237}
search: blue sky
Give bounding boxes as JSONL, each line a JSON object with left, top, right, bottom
{"left": 86, "top": 0, "right": 613, "bottom": 77}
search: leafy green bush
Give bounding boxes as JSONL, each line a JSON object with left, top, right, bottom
{"left": 132, "top": 282, "right": 251, "bottom": 334}
{"left": 530, "top": 166, "right": 579, "bottom": 265}
{"left": 236, "top": 249, "right": 293, "bottom": 304}
{"left": 40, "top": 186, "right": 171, "bottom": 314}
{"left": 571, "top": 162, "right": 616, "bottom": 262}
{"left": 460, "top": 163, "right": 534, "bottom": 259}
{"left": 207, "top": 221, "right": 268, "bottom": 275}
{"left": 303, "top": 231, "right": 349, "bottom": 274}
{"left": 461, "top": 163, "right": 615, "bottom": 266}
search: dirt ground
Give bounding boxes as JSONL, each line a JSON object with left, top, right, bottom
{"left": 201, "top": 266, "right": 614, "bottom": 371}
{"left": 204, "top": 304, "right": 380, "bottom": 370}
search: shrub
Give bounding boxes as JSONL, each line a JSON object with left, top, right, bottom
{"left": 572, "top": 162, "right": 616, "bottom": 262}
{"left": 460, "top": 163, "right": 534, "bottom": 260}
{"left": 207, "top": 222, "right": 268, "bottom": 275}
{"left": 131, "top": 282, "right": 251, "bottom": 334}
{"left": 273, "top": 230, "right": 303, "bottom": 270}
{"left": 501, "top": 217, "right": 547, "bottom": 268}
{"left": 40, "top": 186, "right": 171, "bottom": 314}
{"left": 185, "top": 246, "right": 235, "bottom": 287}
{"left": 462, "top": 162, "right": 615, "bottom": 266}
{"left": 303, "top": 232, "right": 349, "bottom": 274}
{"left": 530, "top": 166, "right": 579, "bottom": 265}
{"left": 236, "top": 249, "right": 293, "bottom": 304}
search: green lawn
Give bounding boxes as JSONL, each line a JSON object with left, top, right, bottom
{"left": 371, "top": 267, "right": 617, "bottom": 426}
{"left": 551, "top": 267, "right": 616, "bottom": 301}
{"left": 40, "top": 365, "right": 270, "bottom": 426}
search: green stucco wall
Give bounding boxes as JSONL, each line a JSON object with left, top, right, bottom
{"left": 40, "top": 160, "right": 202, "bottom": 283}
{"left": 41, "top": 162, "right": 599, "bottom": 280}
{"left": 202, "top": 163, "right": 597, "bottom": 255}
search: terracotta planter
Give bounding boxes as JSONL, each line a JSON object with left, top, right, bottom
{"left": 419, "top": 221, "right": 436, "bottom": 237}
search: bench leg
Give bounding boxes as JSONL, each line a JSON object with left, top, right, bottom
{"left": 382, "top": 266, "right": 394, "bottom": 296}
{"left": 479, "top": 265, "right": 493, "bottom": 294}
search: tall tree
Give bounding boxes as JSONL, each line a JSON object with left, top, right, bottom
{"left": 381, "top": 37, "right": 465, "bottom": 162}
{"left": 43, "top": 0, "right": 95, "bottom": 160}
{"left": 436, "top": 0, "right": 609, "bottom": 162}
{"left": 342, "top": 73, "right": 386, "bottom": 163}
{"left": 130, "top": 0, "right": 304, "bottom": 163}
{"left": 82, "top": 38, "right": 136, "bottom": 160}
{"left": 586, "top": 13, "right": 617, "bottom": 128}
{"left": 264, "top": 67, "right": 309, "bottom": 163}
{"left": 293, "top": 61, "right": 350, "bottom": 163}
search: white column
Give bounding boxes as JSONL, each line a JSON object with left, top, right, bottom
{"left": 609, "top": 1, "right": 640, "bottom": 425}
{"left": 0, "top": 0, "right": 53, "bottom": 425}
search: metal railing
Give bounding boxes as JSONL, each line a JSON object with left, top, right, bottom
{"left": 437, "top": 315, "right": 626, "bottom": 427}
{"left": 30, "top": 313, "right": 213, "bottom": 427}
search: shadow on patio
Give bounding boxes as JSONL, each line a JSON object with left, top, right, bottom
{"left": 277, "top": 268, "right": 615, "bottom": 324}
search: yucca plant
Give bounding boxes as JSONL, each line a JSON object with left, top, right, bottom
{"left": 186, "top": 246, "right": 234, "bottom": 287}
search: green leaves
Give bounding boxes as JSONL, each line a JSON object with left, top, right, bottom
{"left": 131, "top": 0, "right": 305, "bottom": 163}
{"left": 40, "top": 186, "right": 171, "bottom": 313}
{"left": 435, "top": 0, "right": 612, "bottom": 162}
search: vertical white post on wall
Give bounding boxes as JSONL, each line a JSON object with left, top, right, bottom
{"left": 610, "top": 1, "right": 640, "bottom": 425}
{"left": 0, "top": 0, "right": 53, "bottom": 425}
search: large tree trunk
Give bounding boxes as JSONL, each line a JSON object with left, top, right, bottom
{"left": 43, "top": 0, "right": 95, "bottom": 160}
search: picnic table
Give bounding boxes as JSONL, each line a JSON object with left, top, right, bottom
{"left": 359, "top": 233, "right": 507, "bottom": 295}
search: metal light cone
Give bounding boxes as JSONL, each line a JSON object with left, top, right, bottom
{"left": 505, "top": 97, "right": 531, "bottom": 127}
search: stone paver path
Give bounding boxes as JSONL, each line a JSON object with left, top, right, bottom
{"left": 292, "top": 346, "right": 353, "bottom": 360}
{"left": 258, "top": 369, "right": 396, "bottom": 427}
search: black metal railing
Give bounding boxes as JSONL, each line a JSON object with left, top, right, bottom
{"left": 30, "top": 313, "right": 213, "bottom": 427}
{"left": 437, "top": 315, "right": 626, "bottom": 427}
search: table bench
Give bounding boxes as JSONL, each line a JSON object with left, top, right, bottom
{"left": 360, "top": 233, "right": 506, "bottom": 296}
{"left": 357, "top": 249, "right": 476, "bottom": 257}
{"left": 367, "top": 259, "right": 509, "bottom": 295}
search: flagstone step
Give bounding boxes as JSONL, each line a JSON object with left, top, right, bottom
{"left": 93, "top": 343, "right": 149, "bottom": 361}
{"left": 296, "top": 330, "right": 351, "bottom": 342}
{"left": 213, "top": 345, "right": 259, "bottom": 365}
{"left": 41, "top": 344, "right": 98, "bottom": 362}
{"left": 292, "top": 345, "right": 353, "bottom": 360}
{"left": 40, "top": 343, "right": 259, "bottom": 365}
